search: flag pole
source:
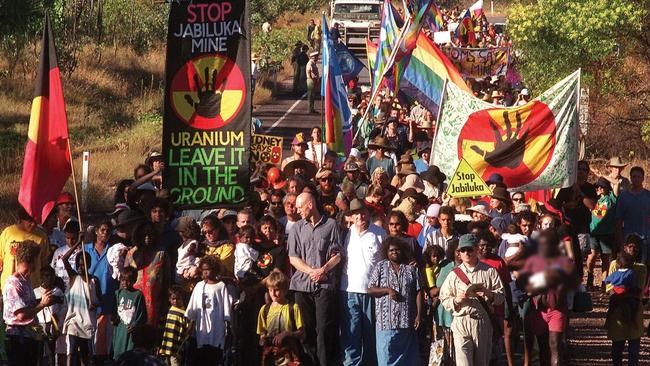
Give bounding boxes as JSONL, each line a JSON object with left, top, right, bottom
{"left": 66, "top": 140, "right": 90, "bottom": 285}
{"left": 353, "top": 15, "right": 413, "bottom": 144}
{"left": 429, "top": 78, "right": 448, "bottom": 164}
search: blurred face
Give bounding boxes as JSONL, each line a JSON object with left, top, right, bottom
{"left": 320, "top": 176, "right": 334, "bottom": 192}
{"left": 95, "top": 224, "right": 110, "bottom": 243}
{"left": 284, "top": 196, "right": 297, "bottom": 216}
{"left": 596, "top": 186, "right": 605, "bottom": 197}
{"left": 387, "top": 216, "right": 401, "bottom": 236}
{"left": 150, "top": 206, "right": 165, "bottom": 223}
{"left": 288, "top": 180, "right": 303, "bottom": 194}
{"left": 169, "top": 293, "right": 183, "bottom": 308}
{"left": 387, "top": 122, "right": 397, "bottom": 134}
{"left": 237, "top": 213, "right": 251, "bottom": 228}
{"left": 269, "top": 196, "right": 284, "bottom": 216}
{"left": 292, "top": 143, "right": 306, "bottom": 155}
{"left": 519, "top": 219, "right": 534, "bottom": 237}
{"left": 459, "top": 245, "right": 477, "bottom": 264}
{"left": 65, "top": 231, "right": 79, "bottom": 247}
{"left": 311, "top": 128, "right": 321, "bottom": 142}
{"left": 421, "top": 151, "right": 430, "bottom": 162}
{"left": 387, "top": 244, "right": 402, "bottom": 263}
{"left": 352, "top": 209, "right": 369, "bottom": 231}
{"left": 471, "top": 211, "right": 488, "bottom": 222}
{"left": 511, "top": 193, "right": 524, "bottom": 205}
{"left": 295, "top": 197, "right": 312, "bottom": 220}
{"left": 135, "top": 167, "right": 147, "bottom": 179}
{"left": 346, "top": 170, "right": 359, "bottom": 181}
{"left": 119, "top": 273, "right": 135, "bottom": 290}
{"left": 439, "top": 213, "right": 453, "bottom": 232}
{"left": 490, "top": 198, "right": 504, "bottom": 210}
{"left": 222, "top": 217, "right": 236, "bottom": 235}
{"left": 19, "top": 219, "right": 36, "bottom": 233}
{"left": 323, "top": 156, "right": 336, "bottom": 170}
{"left": 58, "top": 202, "right": 74, "bottom": 217}
{"left": 478, "top": 239, "right": 492, "bottom": 257}
{"left": 609, "top": 166, "right": 622, "bottom": 176}
{"left": 540, "top": 216, "right": 555, "bottom": 230}
{"left": 260, "top": 223, "right": 276, "bottom": 240}
{"left": 268, "top": 286, "right": 286, "bottom": 303}
{"left": 538, "top": 236, "right": 553, "bottom": 257}
{"left": 201, "top": 263, "right": 217, "bottom": 281}
{"left": 202, "top": 223, "right": 219, "bottom": 242}
{"left": 631, "top": 170, "right": 644, "bottom": 188}
{"left": 239, "top": 233, "right": 251, "bottom": 244}
{"left": 624, "top": 243, "right": 639, "bottom": 258}
{"left": 426, "top": 216, "right": 438, "bottom": 228}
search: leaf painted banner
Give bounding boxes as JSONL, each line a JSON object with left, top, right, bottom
{"left": 442, "top": 46, "right": 510, "bottom": 79}
{"left": 432, "top": 70, "right": 580, "bottom": 192}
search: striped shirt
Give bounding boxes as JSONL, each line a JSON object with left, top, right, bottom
{"left": 424, "top": 230, "right": 458, "bottom": 253}
{"left": 159, "top": 306, "right": 189, "bottom": 356}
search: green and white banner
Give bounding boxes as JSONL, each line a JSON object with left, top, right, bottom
{"left": 432, "top": 70, "right": 580, "bottom": 192}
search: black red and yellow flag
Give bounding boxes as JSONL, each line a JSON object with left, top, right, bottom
{"left": 18, "top": 13, "right": 71, "bottom": 224}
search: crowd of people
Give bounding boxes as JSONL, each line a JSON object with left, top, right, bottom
{"left": 1, "top": 5, "right": 650, "bottom": 366}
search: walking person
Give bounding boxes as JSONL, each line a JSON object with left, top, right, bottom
{"left": 288, "top": 193, "right": 343, "bottom": 366}
{"left": 439, "top": 234, "right": 505, "bottom": 366}
{"left": 306, "top": 51, "right": 320, "bottom": 114}
{"left": 339, "top": 200, "right": 385, "bottom": 366}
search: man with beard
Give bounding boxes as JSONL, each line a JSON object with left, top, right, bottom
{"left": 316, "top": 169, "right": 341, "bottom": 218}
{"left": 267, "top": 190, "right": 286, "bottom": 220}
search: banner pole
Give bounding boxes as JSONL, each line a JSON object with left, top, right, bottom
{"left": 66, "top": 140, "right": 91, "bottom": 286}
{"left": 353, "top": 15, "right": 413, "bottom": 144}
{"left": 429, "top": 78, "right": 448, "bottom": 165}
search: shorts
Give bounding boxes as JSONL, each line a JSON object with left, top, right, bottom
{"left": 578, "top": 233, "right": 591, "bottom": 255}
{"left": 525, "top": 308, "right": 567, "bottom": 336}
{"left": 589, "top": 235, "right": 614, "bottom": 254}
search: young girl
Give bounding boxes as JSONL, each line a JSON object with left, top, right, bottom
{"left": 423, "top": 245, "right": 445, "bottom": 308}
{"left": 185, "top": 256, "right": 234, "bottom": 365}
{"left": 175, "top": 217, "right": 202, "bottom": 284}
{"left": 201, "top": 215, "right": 235, "bottom": 278}
{"left": 61, "top": 242, "right": 100, "bottom": 366}
{"left": 34, "top": 266, "right": 66, "bottom": 366}
{"left": 233, "top": 225, "right": 259, "bottom": 282}
{"left": 257, "top": 269, "right": 305, "bottom": 365}
{"left": 112, "top": 266, "right": 147, "bottom": 359}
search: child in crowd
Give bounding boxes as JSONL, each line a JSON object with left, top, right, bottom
{"left": 185, "top": 255, "right": 234, "bottom": 365}
{"left": 61, "top": 242, "right": 100, "bottom": 366}
{"left": 257, "top": 269, "right": 305, "bottom": 365}
{"left": 234, "top": 225, "right": 259, "bottom": 282}
{"left": 34, "top": 266, "right": 66, "bottom": 366}
{"left": 159, "top": 287, "right": 191, "bottom": 366}
{"left": 605, "top": 252, "right": 640, "bottom": 323}
{"left": 112, "top": 266, "right": 147, "bottom": 359}
{"left": 50, "top": 220, "right": 81, "bottom": 287}
{"left": 175, "top": 217, "right": 202, "bottom": 284}
{"left": 423, "top": 245, "right": 445, "bottom": 309}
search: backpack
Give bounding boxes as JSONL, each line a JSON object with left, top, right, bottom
{"left": 261, "top": 302, "right": 309, "bottom": 366}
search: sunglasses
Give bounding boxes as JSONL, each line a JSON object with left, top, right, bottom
{"left": 270, "top": 201, "right": 282, "bottom": 206}
{"left": 459, "top": 247, "right": 474, "bottom": 253}
{"left": 320, "top": 177, "right": 334, "bottom": 182}
{"left": 512, "top": 197, "right": 523, "bottom": 202}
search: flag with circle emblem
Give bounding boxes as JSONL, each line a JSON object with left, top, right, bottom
{"left": 432, "top": 70, "right": 580, "bottom": 192}
{"left": 19, "top": 13, "right": 72, "bottom": 224}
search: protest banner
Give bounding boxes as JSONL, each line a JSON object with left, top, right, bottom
{"left": 162, "top": 0, "right": 251, "bottom": 208}
{"left": 432, "top": 70, "right": 580, "bottom": 192}
{"left": 442, "top": 46, "right": 509, "bottom": 79}
{"left": 251, "top": 134, "right": 283, "bottom": 165}
{"left": 445, "top": 158, "right": 492, "bottom": 197}
{"left": 433, "top": 31, "right": 451, "bottom": 44}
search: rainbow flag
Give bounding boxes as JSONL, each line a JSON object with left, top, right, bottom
{"left": 321, "top": 15, "right": 352, "bottom": 155}
{"left": 372, "top": 0, "right": 402, "bottom": 96}
{"left": 427, "top": 2, "right": 445, "bottom": 32}
{"left": 455, "top": 9, "right": 476, "bottom": 46}
{"left": 390, "top": 0, "right": 432, "bottom": 91}
{"left": 400, "top": 31, "right": 470, "bottom": 115}
{"left": 366, "top": 38, "right": 378, "bottom": 83}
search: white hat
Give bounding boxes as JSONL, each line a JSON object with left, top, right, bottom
{"left": 466, "top": 203, "right": 490, "bottom": 217}
{"left": 309, "top": 51, "right": 319, "bottom": 57}
{"left": 521, "top": 88, "right": 530, "bottom": 96}
{"left": 349, "top": 148, "right": 361, "bottom": 158}
{"left": 426, "top": 203, "right": 441, "bottom": 218}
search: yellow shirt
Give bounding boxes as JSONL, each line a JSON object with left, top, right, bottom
{"left": 0, "top": 225, "right": 50, "bottom": 290}
{"left": 425, "top": 264, "right": 441, "bottom": 289}
{"left": 204, "top": 242, "right": 235, "bottom": 277}
{"left": 257, "top": 302, "right": 303, "bottom": 336}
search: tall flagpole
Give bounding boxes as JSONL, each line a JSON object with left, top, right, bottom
{"left": 429, "top": 79, "right": 448, "bottom": 164}
{"left": 66, "top": 140, "right": 90, "bottom": 285}
{"left": 353, "top": 14, "right": 413, "bottom": 143}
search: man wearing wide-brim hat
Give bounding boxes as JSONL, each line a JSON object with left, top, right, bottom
{"left": 366, "top": 136, "right": 396, "bottom": 178}
{"left": 467, "top": 203, "right": 491, "bottom": 222}
{"left": 343, "top": 161, "right": 369, "bottom": 199}
{"left": 414, "top": 143, "right": 431, "bottom": 174}
{"left": 282, "top": 132, "right": 310, "bottom": 170}
{"left": 284, "top": 159, "right": 317, "bottom": 182}
{"left": 604, "top": 156, "right": 630, "bottom": 196}
{"left": 421, "top": 165, "right": 447, "bottom": 199}
{"left": 489, "top": 187, "right": 513, "bottom": 224}
{"left": 340, "top": 198, "right": 386, "bottom": 365}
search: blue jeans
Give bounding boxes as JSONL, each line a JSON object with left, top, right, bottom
{"left": 339, "top": 291, "right": 376, "bottom": 366}
{"left": 376, "top": 328, "right": 420, "bottom": 366}
{"left": 612, "top": 338, "right": 640, "bottom": 366}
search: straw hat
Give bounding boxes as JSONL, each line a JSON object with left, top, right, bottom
{"left": 607, "top": 156, "right": 628, "bottom": 168}
{"left": 399, "top": 174, "right": 425, "bottom": 193}
{"left": 368, "top": 136, "right": 394, "bottom": 150}
{"left": 397, "top": 164, "right": 417, "bottom": 177}
{"left": 491, "top": 90, "right": 504, "bottom": 99}
{"left": 394, "top": 196, "right": 418, "bottom": 222}
{"left": 466, "top": 203, "right": 491, "bottom": 218}
{"left": 398, "top": 151, "right": 414, "bottom": 164}
{"left": 420, "top": 119, "right": 433, "bottom": 129}
{"left": 345, "top": 199, "right": 368, "bottom": 215}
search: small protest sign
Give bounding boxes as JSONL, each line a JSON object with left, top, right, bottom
{"left": 445, "top": 158, "right": 492, "bottom": 197}
{"left": 251, "top": 134, "right": 283, "bottom": 165}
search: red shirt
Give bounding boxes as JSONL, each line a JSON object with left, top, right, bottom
{"left": 407, "top": 222, "right": 422, "bottom": 239}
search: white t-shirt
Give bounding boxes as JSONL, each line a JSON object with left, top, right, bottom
{"left": 305, "top": 142, "right": 328, "bottom": 166}
{"left": 62, "top": 275, "right": 99, "bottom": 340}
{"left": 340, "top": 223, "right": 386, "bottom": 293}
{"left": 185, "top": 280, "right": 233, "bottom": 349}
{"left": 50, "top": 245, "right": 79, "bottom": 286}
{"left": 234, "top": 243, "right": 259, "bottom": 279}
{"left": 177, "top": 239, "right": 200, "bottom": 276}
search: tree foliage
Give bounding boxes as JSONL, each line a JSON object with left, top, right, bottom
{"left": 250, "top": 0, "right": 325, "bottom": 25}
{"left": 507, "top": 0, "right": 644, "bottom": 94}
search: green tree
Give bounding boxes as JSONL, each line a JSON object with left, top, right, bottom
{"left": 507, "top": 0, "right": 644, "bottom": 94}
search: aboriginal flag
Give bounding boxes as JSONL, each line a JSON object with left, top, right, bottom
{"left": 19, "top": 14, "right": 72, "bottom": 224}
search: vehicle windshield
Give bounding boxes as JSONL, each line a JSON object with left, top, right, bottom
{"left": 333, "top": 4, "right": 381, "bottom": 20}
